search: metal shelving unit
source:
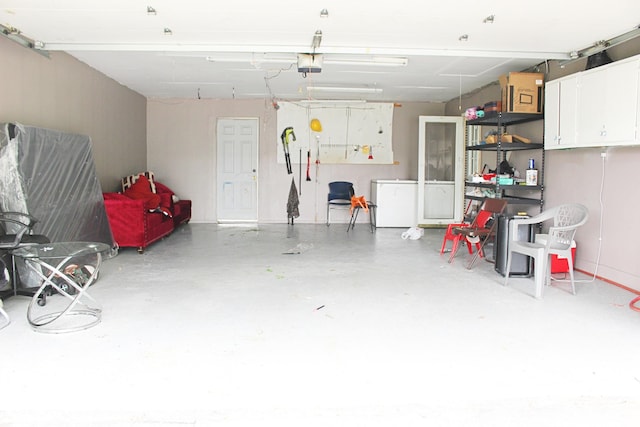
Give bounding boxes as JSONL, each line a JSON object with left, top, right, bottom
{"left": 465, "top": 111, "right": 545, "bottom": 212}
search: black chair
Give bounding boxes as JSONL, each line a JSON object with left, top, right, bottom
{"left": 0, "top": 212, "right": 50, "bottom": 297}
{"left": 347, "top": 197, "right": 377, "bottom": 233}
{"left": 326, "top": 181, "right": 354, "bottom": 226}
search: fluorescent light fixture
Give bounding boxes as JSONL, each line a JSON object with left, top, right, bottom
{"left": 206, "top": 53, "right": 296, "bottom": 63}
{"left": 299, "top": 100, "right": 367, "bottom": 104}
{"left": 205, "top": 53, "right": 406, "bottom": 68}
{"left": 397, "top": 86, "right": 448, "bottom": 90}
{"left": 163, "top": 81, "right": 228, "bottom": 85}
{"left": 324, "top": 56, "right": 408, "bottom": 67}
{"left": 439, "top": 73, "right": 481, "bottom": 78}
{"left": 339, "top": 70, "right": 396, "bottom": 75}
{"left": 307, "top": 86, "right": 382, "bottom": 94}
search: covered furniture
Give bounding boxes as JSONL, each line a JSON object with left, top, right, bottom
{"left": 0, "top": 123, "right": 115, "bottom": 248}
{"left": 504, "top": 203, "right": 588, "bottom": 299}
{"left": 326, "top": 181, "right": 354, "bottom": 225}
{"left": 103, "top": 172, "right": 191, "bottom": 253}
{"left": 448, "top": 198, "right": 508, "bottom": 268}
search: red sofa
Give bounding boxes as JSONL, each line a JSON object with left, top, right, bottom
{"left": 103, "top": 177, "right": 191, "bottom": 253}
{"left": 155, "top": 182, "right": 192, "bottom": 228}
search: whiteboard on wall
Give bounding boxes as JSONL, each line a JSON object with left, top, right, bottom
{"left": 276, "top": 101, "right": 394, "bottom": 164}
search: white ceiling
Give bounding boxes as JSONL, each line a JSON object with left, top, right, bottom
{"left": 2, "top": 0, "right": 639, "bottom": 102}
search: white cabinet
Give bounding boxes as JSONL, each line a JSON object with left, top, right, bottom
{"left": 577, "top": 58, "right": 639, "bottom": 146}
{"left": 544, "top": 75, "right": 578, "bottom": 149}
{"left": 545, "top": 54, "right": 640, "bottom": 150}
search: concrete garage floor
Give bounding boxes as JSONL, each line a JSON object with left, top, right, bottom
{"left": 1, "top": 223, "right": 640, "bottom": 426}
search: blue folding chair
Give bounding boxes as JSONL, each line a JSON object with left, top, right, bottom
{"left": 326, "top": 181, "right": 354, "bottom": 226}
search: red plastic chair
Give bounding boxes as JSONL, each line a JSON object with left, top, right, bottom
{"left": 440, "top": 223, "right": 479, "bottom": 255}
{"left": 447, "top": 199, "right": 508, "bottom": 267}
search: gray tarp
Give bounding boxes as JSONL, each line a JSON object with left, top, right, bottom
{"left": 0, "top": 122, "right": 115, "bottom": 252}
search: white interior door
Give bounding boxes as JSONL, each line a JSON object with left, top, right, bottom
{"left": 417, "top": 116, "right": 464, "bottom": 225}
{"left": 216, "top": 118, "right": 258, "bottom": 222}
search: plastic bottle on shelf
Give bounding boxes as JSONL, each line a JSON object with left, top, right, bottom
{"left": 526, "top": 158, "right": 538, "bottom": 186}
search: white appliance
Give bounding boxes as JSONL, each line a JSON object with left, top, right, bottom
{"left": 371, "top": 180, "right": 456, "bottom": 227}
{"left": 371, "top": 180, "right": 417, "bottom": 227}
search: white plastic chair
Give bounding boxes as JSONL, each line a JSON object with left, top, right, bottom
{"left": 504, "top": 204, "right": 589, "bottom": 299}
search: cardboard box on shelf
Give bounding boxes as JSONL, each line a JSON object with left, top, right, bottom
{"left": 485, "top": 133, "right": 513, "bottom": 144}
{"left": 499, "top": 72, "right": 544, "bottom": 113}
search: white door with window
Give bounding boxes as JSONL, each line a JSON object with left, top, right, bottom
{"left": 417, "top": 116, "right": 464, "bottom": 225}
{"left": 216, "top": 118, "right": 258, "bottom": 222}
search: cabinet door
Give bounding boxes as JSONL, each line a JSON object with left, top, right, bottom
{"left": 604, "top": 60, "right": 640, "bottom": 145}
{"left": 577, "top": 59, "right": 640, "bottom": 147}
{"left": 545, "top": 76, "right": 578, "bottom": 149}
{"left": 544, "top": 80, "right": 560, "bottom": 149}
